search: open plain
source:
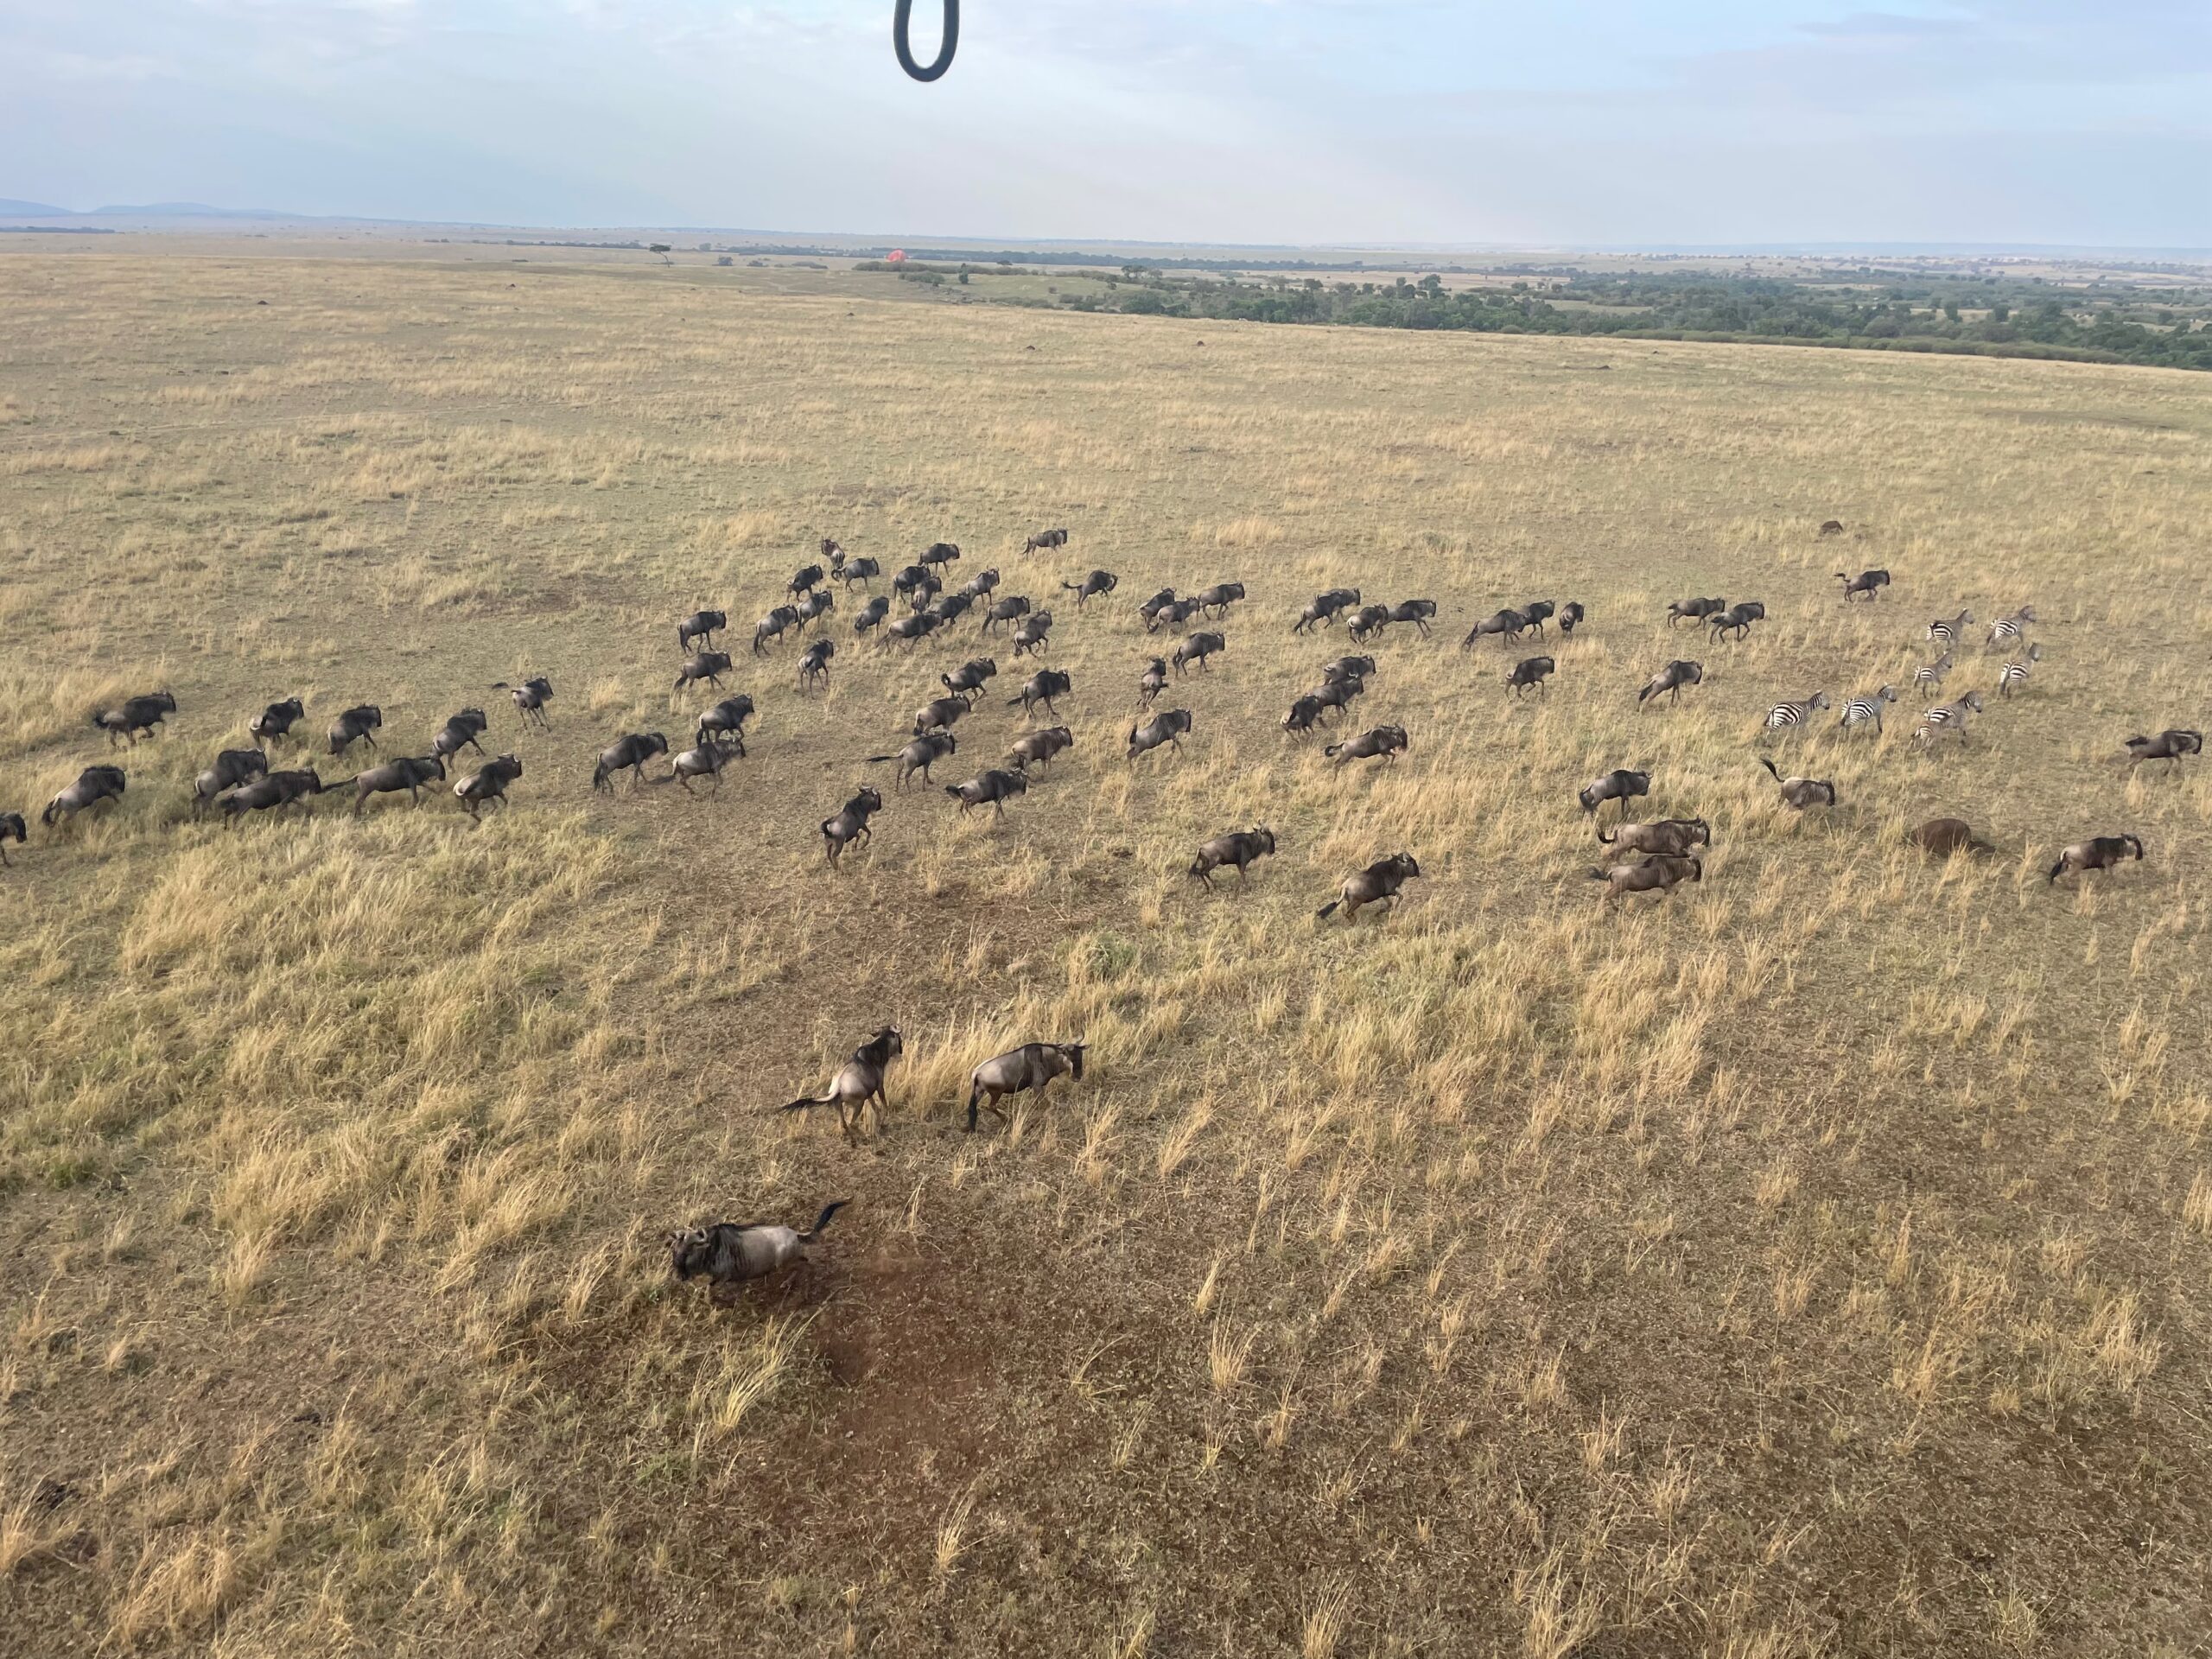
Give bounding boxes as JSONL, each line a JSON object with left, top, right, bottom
{"left": 2, "top": 245, "right": 2209, "bottom": 1656}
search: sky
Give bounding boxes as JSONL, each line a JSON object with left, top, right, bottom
{"left": 3, "top": 0, "right": 2208, "bottom": 247}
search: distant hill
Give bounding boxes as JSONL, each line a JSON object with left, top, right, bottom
{"left": 0, "top": 198, "right": 72, "bottom": 216}
{"left": 88, "top": 201, "right": 296, "bottom": 219}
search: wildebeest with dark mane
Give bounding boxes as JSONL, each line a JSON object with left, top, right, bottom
{"left": 43, "top": 765, "right": 128, "bottom": 828}
{"left": 92, "top": 691, "right": 176, "bottom": 747}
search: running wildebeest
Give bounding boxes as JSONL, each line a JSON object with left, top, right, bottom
{"left": 893, "top": 564, "right": 939, "bottom": 605}
{"left": 1063, "top": 569, "right": 1118, "bottom": 607}
{"left": 921, "top": 541, "right": 962, "bottom": 569}
{"left": 327, "top": 704, "right": 383, "bottom": 757}
{"left": 832, "top": 556, "right": 881, "bottom": 589}
{"left": 796, "top": 588, "right": 837, "bottom": 631}
{"left": 928, "top": 592, "right": 974, "bottom": 626}
{"left": 1022, "top": 528, "right": 1068, "bottom": 556}
{"left": 752, "top": 607, "right": 800, "bottom": 656}
{"left": 1323, "top": 656, "right": 1376, "bottom": 685}
{"left": 2124, "top": 729, "right": 2203, "bottom": 769}
{"left": 0, "top": 812, "right": 24, "bottom": 866}
{"left": 1149, "top": 596, "right": 1203, "bottom": 633}
{"left": 1316, "top": 852, "right": 1421, "bottom": 923}
{"left": 868, "top": 731, "right": 957, "bottom": 789}
{"left": 1137, "top": 588, "right": 1178, "bottom": 629}
{"left": 1460, "top": 608, "right": 1526, "bottom": 650}
{"left": 43, "top": 765, "right": 127, "bottom": 828}
{"left": 677, "top": 650, "right": 734, "bottom": 690}
{"left": 853, "top": 595, "right": 891, "bottom": 636}
{"left": 781, "top": 1027, "right": 905, "bottom": 1141}
{"left": 1707, "top": 601, "right": 1765, "bottom": 642}
{"left": 966, "top": 1040, "right": 1085, "bottom": 1130}
{"left": 1505, "top": 656, "right": 1555, "bottom": 697}
{"left": 696, "top": 694, "right": 754, "bottom": 749}
{"left": 1668, "top": 596, "right": 1725, "bottom": 627}
{"left": 677, "top": 609, "right": 727, "bottom": 652}
{"left": 961, "top": 568, "right": 1001, "bottom": 601}
{"left": 1189, "top": 826, "right": 1277, "bottom": 887}
{"left": 429, "top": 709, "right": 491, "bottom": 766}
{"left": 982, "top": 594, "right": 1032, "bottom": 634}
{"left": 913, "top": 695, "right": 969, "bottom": 735}
{"left": 1389, "top": 598, "right": 1438, "bottom": 633}
{"left": 1591, "top": 854, "right": 1702, "bottom": 906}
{"left": 1309, "top": 674, "right": 1365, "bottom": 721}
{"left": 454, "top": 755, "right": 523, "bottom": 818}
{"left": 92, "top": 691, "right": 176, "bottom": 747}
{"left": 222, "top": 767, "right": 324, "bottom": 823}
{"left": 1294, "top": 588, "right": 1361, "bottom": 635}
{"left": 493, "top": 677, "right": 554, "bottom": 730}
{"left": 820, "top": 785, "right": 882, "bottom": 864}
{"left": 1173, "top": 632, "right": 1225, "bottom": 675}
{"left": 1128, "top": 709, "right": 1193, "bottom": 762}
{"left": 190, "top": 748, "right": 269, "bottom": 815}
{"left": 1836, "top": 569, "right": 1890, "bottom": 601}
{"left": 887, "top": 610, "right": 942, "bottom": 648}
{"left": 1138, "top": 658, "right": 1169, "bottom": 708}
{"left": 942, "top": 658, "right": 998, "bottom": 703}
{"left": 946, "top": 767, "right": 1029, "bottom": 818}
{"left": 1007, "top": 726, "right": 1074, "bottom": 772}
{"left": 1196, "top": 582, "right": 1246, "bottom": 617}
{"left": 594, "top": 733, "right": 669, "bottom": 791}
{"left": 1759, "top": 758, "right": 1838, "bottom": 810}
{"left": 350, "top": 754, "right": 445, "bottom": 817}
{"left": 798, "top": 639, "right": 836, "bottom": 690}
{"left": 1579, "top": 768, "right": 1650, "bottom": 817}
{"left": 1598, "top": 817, "right": 1711, "bottom": 857}
{"left": 1637, "top": 660, "right": 1703, "bottom": 709}
{"left": 250, "top": 697, "right": 306, "bottom": 746}
{"left": 788, "top": 563, "right": 824, "bottom": 598}
{"left": 1556, "top": 601, "right": 1586, "bottom": 637}
{"left": 670, "top": 739, "right": 744, "bottom": 794}
{"left": 1012, "top": 613, "right": 1054, "bottom": 657}
{"left": 2049, "top": 835, "right": 2144, "bottom": 884}
{"left": 1010, "top": 668, "right": 1072, "bottom": 717}
{"left": 1281, "top": 695, "right": 1329, "bottom": 737}
{"left": 1346, "top": 605, "right": 1392, "bottom": 644}
{"left": 1911, "top": 818, "right": 1994, "bottom": 857}
{"left": 1520, "top": 600, "right": 1558, "bottom": 638}
{"left": 1325, "top": 724, "right": 1408, "bottom": 765}
{"left": 669, "top": 1202, "right": 850, "bottom": 1300}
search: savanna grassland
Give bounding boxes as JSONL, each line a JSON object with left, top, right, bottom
{"left": 3, "top": 245, "right": 2210, "bottom": 1657}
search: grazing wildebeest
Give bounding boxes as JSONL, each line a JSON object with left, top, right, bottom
{"left": 677, "top": 609, "right": 727, "bottom": 652}
{"left": 921, "top": 540, "right": 963, "bottom": 568}
{"left": 832, "top": 556, "right": 881, "bottom": 589}
{"left": 350, "top": 754, "right": 446, "bottom": 817}
{"left": 1010, "top": 668, "right": 1072, "bottom": 717}
{"left": 820, "top": 785, "right": 882, "bottom": 864}
{"left": 1460, "top": 608, "right": 1526, "bottom": 650}
{"left": 942, "top": 658, "right": 998, "bottom": 703}
{"left": 696, "top": 695, "right": 755, "bottom": 749}
{"left": 1294, "top": 588, "right": 1361, "bottom": 634}
{"left": 222, "top": 767, "right": 325, "bottom": 823}
{"left": 946, "top": 767, "right": 1030, "bottom": 818}
{"left": 669, "top": 1202, "right": 850, "bottom": 1301}
{"left": 190, "top": 748, "right": 269, "bottom": 815}
{"left": 868, "top": 731, "right": 957, "bottom": 790}
{"left": 1836, "top": 570, "right": 1889, "bottom": 602}
{"left": 798, "top": 639, "right": 836, "bottom": 690}
{"left": 1505, "top": 656, "right": 1555, "bottom": 697}
{"left": 594, "top": 733, "right": 669, "bottom": 790}
{"left": 752, "top": 607, "right": 800, "bottom": 656}
{"left": 1022, "top": 529, "right": 1067, "bottom": 556}
{"left": 1591, "top": 854, "right": 1702, "bottom": 906}
{"left": 1579, "top": 768, "right": 1650, "bottom": 817}
{"left": 493, "top": 677, "right": 554, "bottom": 730}
{"left": 1063, "top": 569, "right": 1118, "bottom": 607}
{"left": 1389, "top": 598, "right": 1438, "bottom": 633}
{"left": 966, "top": 1040, "right": 1085, "bottom": 1130}
{"left": 887, "top": 611, "right": 942, "bottom": 649}
{"left": 1346, "top": 605, "right": 1392, "bottom": 645}
{"left": 982, "top": 594, "right": 1032, "bottom": 635}
{"left": 1196, "top": 582, "right": 1246, "bottom": 617}
{"left": 250, "top": 697, "right": 307, "bottom": 746}
{"left": 1007, "top": 726, "right": 1074, "bottom": 772}
{"left": 1325, "top": 724, "right": 1408, "bottom": 765}
{"left": 1173, "top": 632, "right": 1225, "bottom": 676}
{"left": 1520, "top": 600, "right": 1558, "bottom": 638}
{"left": 1012, "top": 613, "right": 1054, "bottom": 657}
{"left": 782, "top": 1027, "right": 904, "bottom": 1141}
{"left": 1598, "top": 817, "right": 1711, "bottom": 857}
{"left": 2049, "top": 835, "right": 2143, "bottom": 883}
{"left": 677, "top": 650, "right": 734, "bottom": 690}
{"left": 1759, "top": 758, "right": 1838, "bottom": 810}
{"left": 1911, "top": 818, "right": 1994, "bottom": 857}
{"left": 2125, "top": 729, "right": 2202, "bottom": 769}
{"left": 429, "top": 709, "right": 491, "bottom": 766}
{"left": 0, "top": 811, "right": 24, "bottom": 866}
{"left": 1637, "top": 660, "right": 1703, "bottom": 709}
{"left": 913, "top": 696, "right": 969, "bottom": 736}
{"left": 327, "top": 704, "right": 383, "bottom": 757}
{"left": 1316, "top": 852, "right": 1421, "bottom": 923}
{"left": 670, "top": 739, "right": 744, "bottom": 794}
{"left": 961, "top": 568, "right": 1001, "bottom": 601}
{"left": 1138, "top": 658, "right": 1169, "bottom": 709}
{"left": 1668, "top": 596, "right": 1726, "bottom": 627}
{"left": 788, "top": 563, "right": 824, "bottom": 598}
{"left": 1128, "top": 709, "right": 1193, "bottom": 762}
{"left": 853, "top": 595, "right": 892, "bottom": 636}
{"left": 92, "top": 691, "right": 177, "bottom": 747}
{"left": 796, "top": 588, "right": 837, "bottom": 631}
{"left": 454, "top": 755, "right": 523, "bottom": 818}
{"left": 1190, "top": 827, "right": 1277, "bottom": 887}
{"left": 1556, "top": 601, "right": 1586, "bottom": 637}
{"left": 43, "top": 765, "right": 127, "bottom": 828}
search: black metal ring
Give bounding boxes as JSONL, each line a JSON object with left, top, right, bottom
{"left": 893, "top": 0, "right": 958, "bottom": 81}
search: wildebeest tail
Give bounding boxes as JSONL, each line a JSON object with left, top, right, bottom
{"left": 863, "top": 753, "right": 899, "bottom": 764}
{"left": 779, "top": 1093, "right": 833, "bottom": 1115}
{"left": 1315, "top": 899, "right": 1341, "bottom": 919}
{"left": 1323, "top": 742, "right": 1343, "bottom": 759}
{"left": 2046, "top": 855, "right": 2066, "bottom": 883}
{"left": 803, "top": 1200, "right": 850, "bottom": 1239}
{"left": 1597, "top": 825, "right": 1618, "bottom": 844}
{"left": 1759, "top": 758, "right": 1782, "bottom": 782}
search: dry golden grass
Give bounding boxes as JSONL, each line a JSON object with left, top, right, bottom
{"left": 0, "top": 243, "right": 2209, "bottom": 1656}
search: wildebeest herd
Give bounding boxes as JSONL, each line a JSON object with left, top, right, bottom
{"left": 15, "top": 525, "right": 2194, "bottom": 1304}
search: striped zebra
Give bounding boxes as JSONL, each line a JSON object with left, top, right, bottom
{"left": 1838, "top": 684, "right": 1899, "bottom": 734}
{"left": 1986, "top": 605, "right": 2037, "bottom": 646}
{"left": 1913, "top": 651, "right": 1955, "bottom": 696}
{"left": 1914, "top": 690, "right": 1985, "bottom": 748}
{"left": 1996, "top": 643, "right": 2043, "bottom": 697}
{"left": 1764, "top": 690, "right": 1831, "bottom": 731}
{"left": 1925, "top": 608, "right": 1974, "bottom": 645}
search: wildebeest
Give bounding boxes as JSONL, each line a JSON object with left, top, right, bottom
{"left": 493, "top": 677, "right": 554, "bottom": 730}
{"left": 1598, "top": 817, "right": 1711, "bottom": 857}
{"left": 1022, "top": 529, "right": 1067, "bottom": 556}
{"left": 1007, "top": 726, "right": 1075, "bottom": 772}
{"left": 669, "top": 1202, "right": 849, "bottom": 1301}
{"left": 832, "top": 555, "right": 881, "bottom": 589}
{"left": 942, "top": 658, "right": 998, "bottom": 702}
{"left": 966, "top": 1040, "right": 1084, "bottom": 1130}
{"left": 982, "top": 594, "right": 1032, "bottom": 634}
{"left": 853, "top": 595, "right": 892, "bottom": 635}
{"left": 1309, "top": 675, "right": 1365, "bottom": 721}
{"left": 677, "top": 650, "right": 734, "bottom": 690}
{"left": 1556, "top": 601, "right": 1586, "bottom": 637}
{"left": 594, "top": 733, "right": 669, "bottom": 790}
{"left": 796, "top": 588, "right": 837, "bottom": 631}
{"left": 920, "top": 540, "right": 963, "bottom": 568}
{"left": 1389, "top": 598, "right": 1438, "bottom": 633}
{"left": 1190, "top": 827, "right": 1277, "bottom": 887}
{"left": 1346, "top": 605, "right": 1392, "bottom": 644}
{"left": 1149, "top": 596, "right": 1203, "bottom": 633}
{"left": 429, "top": 709, "right": 491, "bottom": 766}
{"left": 1316, "top": 852, "right": 1421, "bottom": 923}
{"left": 1010, "top": 668, "right": 1072, "bottom": 716}
{"left": 1505, "top": 656, "right": 1555, "bottom": 697}
{"left": 1173, "top": 632, "right": 1225, "bottom": 675}
{"left": 190, "top": 748, "right": 270, "bottom": 815}
{"left": 1819, "top": 519, "right": 1845, "bottom": 537}
{"left": 788, "top": 563, "right": 824, "bottom": 597}
{"left": 1323, "top": 656, "right": 1376, "bottom": 685}
{"left": 1128, "top": 709, "right": 1193, "bottom": 762}
{"left": 781, "top": 1027, "right": 904, "bottom": 1141}
{"left": 1196, "top": 582, "right": 1246, "bottom": 617}
{"left": 1759, "top": 758, "right": 1838, "bottom": 810}
{"left": 1520, "top": 600, "right": 1558, "bottom": 638}
{"left": 1579, "top": 768, "right": 1650, "bottom": 817}
{"left": 1460, "top": 608, "right": 1526, "bottom": 650}
{"left": 1294, "top": 588, "right": 1361, "bottom": 635}
{"left": 798, "top": 639, "right": 836, "bottom": 690}
{"left": 222, "top": 767, "right": 325, "bottom": 823}
{"left": 0, "top": 811, "right": 23, "bottom": 866}
{"left": 43, "top": 765, "right": 128, "bottom": 828}
{"left": 1668, "top": 596, "right": 1726, "bottom": 627}
{"left": 1137, "top": 588, "right": 1179, "bottom": 628}
{"left": 751, "top": 607, "right": 800, "bottom": 656}
{"left": 1637, "top": 660, "right": 1703, "bottom": 709}
{"left": 454, "top": 755, "right": 523, "bottom": 817}
{"left": 1138, "top": 658, "right": 1169, "bottom": 708}
{"left": 1063, "top": 569, "right": 1118, "bottom": 607}
{"left": 1012, "top": 613, "right": 1055, "bottom": 657}
{"left": 925, "top": 591, "right": 969, "bottom": 624}
{"left": 1591, "top": 854, "right": 1702, "bottom": 905}
{"left": 250, "top": 697, "right": 307, "bottom": 746}
{"left": 913, "top": 695, "right": 969, "bottom": 735}
{"left": 327, "top": 704, "right": 384, "bottom": 757}
{"left": 887, "top": 611, "right": 943, "bottom": 648}
{"left": 1911, "top": 818, "right": 1994, "bottom": 857}
{"left": 2124, "top": 729, "right": 2202, "bottom": 769}
{"left": 670, "top": 739, "right": 744, "bottom": 793}
{"left": 820, "top": 785, "right": 883, "bottom": 864}
{"left": 696, "top": 694, "right": 755, "bottom": 748}
{"left": 1281, "top": 695, "right": 1329, "bottom": 736}
{"left": 1325, "top": 724, "right": 1408, "bottom": 765}
{"left": 2049, "top": 835, "right": 2143, "bottom": 883}
{"left": 1707, "top": 601, "right": 1765, "bottom": 642}
{"left": 893, "top": 564, "right": 940, "bottom": 606}
{"left": 868, "top": 731, "right": 958, "bottom": 789}
{"left": 1836, "top": 569, "right": 1889, "bottom": 601}
{"left": 92, "top": 691, "right": 176, "bottom": 747}
{"left": 960, "top": 568, "right": 1001, "bottom": 600}
{"left": 946, "top": 767, "right": 1030, "bottom": 818}
{"left": 677, "top": 609, "right": 726, "bottom": 652}
{"left": 350, "top": 754, "right": 445, "bottom": 817}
